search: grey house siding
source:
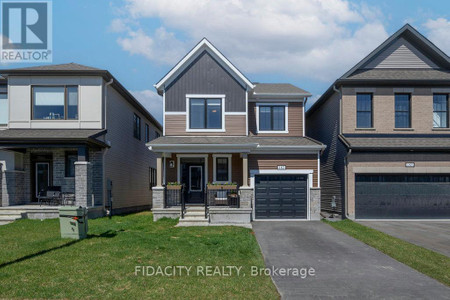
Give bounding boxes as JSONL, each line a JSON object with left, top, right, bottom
{"left": 348, "top": 151, "right": 450, "bottom": 163}
{"left": 165, "top": 51, "right": 246, "bottom": 112}
{"left": 364, "top": 37, "right": 438, "bottom": 69}
{"left": 104, "top": 85, "right": 159, "bottom": 211}
{"left": 307, "top": 92, "right": 346, "bottom": 213}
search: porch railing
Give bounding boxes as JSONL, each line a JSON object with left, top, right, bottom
{"left": 164, "top": 185, "right": 183, "bottom": 208}
{"left": 205, "top": 185, "right": 240, "bottom": 218}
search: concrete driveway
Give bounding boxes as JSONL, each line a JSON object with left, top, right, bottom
{"left": 359, "top": 221, "right": 450, "bottom": 257}
{"left": 253, "top": 221, "right": 450, "bottom": 299}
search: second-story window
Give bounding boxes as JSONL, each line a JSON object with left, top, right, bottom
{"left": 32, "top": 86, "right": 78, "bottom": 120}
{"left": 258, "top": 105, "right": 286, "bottom": 131}
{"left": 133, "top": 113, "right": 141, "bottom": 140}
{"left": 433, "top": 94, "right": 448, "bottom": 128}
{"left": 395, "top": 94, "right": 411, "bottom": 128}
{"left": 189, "top": 98, "right": 222, "bottom": 129}
{"left": 356, "top": 93, "right": 372, "bottom": 128}
{"left": 155, "top": 131, "right": 160, "bottom": 138}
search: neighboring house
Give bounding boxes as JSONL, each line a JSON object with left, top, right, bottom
{"left": 0, "top": 63, "right": 162, "bottom": 217}
{"left": 148, "top": 39, "right": 325, "bottom": 224}
{"left": 307, "top": 24, "right": 450, "bottom": 220}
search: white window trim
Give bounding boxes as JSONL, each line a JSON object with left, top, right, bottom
{"left": 212, "top": 154, "right": 232, "bottom": 183}
{"left": 186, "top": 94, "right": 225, "bottom": 132}
{"left": 256, "top": 103, "right": 289, "bottom": 134}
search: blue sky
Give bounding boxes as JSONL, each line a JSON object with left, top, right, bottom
{"left": 3, "top": 0, "right": 450, "bottom": 123}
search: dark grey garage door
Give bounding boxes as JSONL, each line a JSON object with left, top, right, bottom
{"left": 255, "top": 174, "right": 307, "bottom": 219}
{"left": 356, "top": 174, "right": 450, "bottom": 219}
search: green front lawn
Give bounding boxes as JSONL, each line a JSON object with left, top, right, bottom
{"left": 324, "top": 219, "right": 450, "bottom": 287}
{"left": 0, "top": 212, "right": 278, "bottom": 299}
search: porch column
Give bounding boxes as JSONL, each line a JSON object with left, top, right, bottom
{"left": 0, "top": 163, "right": 3, "bottom": 206}
{"left": 75, "top": 147, "right": 93, "bottom": 207}
{"left": 156, "top": 154, "right": 163, "bottom": 187}
{"left": 241, "top": 153, "right": 249, "bottom": 187}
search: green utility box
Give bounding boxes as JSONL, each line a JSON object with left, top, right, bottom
{"left": 59, "top": 206, "right": 88, "bottom": 239}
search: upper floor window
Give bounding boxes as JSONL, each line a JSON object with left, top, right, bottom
{"left": 433, "top": 94, "right": 448, "bottom": 128}
{"left": 395, "top": 94, "right": 411, "bottom": 128}
{"left": 188, "top": 98, "right": 223, "bottom": 130}
{"left": 356, "top": 93, "right": 372, "bottom": 128}
{"left": 155, "top": 131, "right": 160, "bottom": 138}
{"left": 257, "top": 104, "right": 287, "bottom": 132}
{"left": 145, "top": 123, "right": 150, "bottom": 142}
{"left": 32, "top": 86, "right": 78, "bottom": 120}
{"left": 133, "top": 113, "right": 141, "bottom": 140}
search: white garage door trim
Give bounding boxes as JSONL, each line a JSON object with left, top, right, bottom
{"left": 250, "top": 169, "right": 314, "bottom": 221}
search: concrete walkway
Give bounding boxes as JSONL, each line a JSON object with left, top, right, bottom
{"left": 359, "top": 221, "right": 450, "bottom": 257}
{"left": 253, "top": 221, "right": 450, "bottom": 299}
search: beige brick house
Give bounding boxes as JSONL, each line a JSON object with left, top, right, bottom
{"left": 307, "top": 24, "right": 450, "bottom": 220}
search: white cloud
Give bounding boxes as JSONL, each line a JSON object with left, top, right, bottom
{"left": 423, "top": 18, "right": 450, "bottom": 54}
{"left": 132, "top": 89, "right": 163, "bottom": 123}
{"left": 112, "top": 0, "right": 389, "bottom": 81}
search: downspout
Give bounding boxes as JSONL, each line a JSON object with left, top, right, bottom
{"left": 344, "top": 148, "right": 351, "bottom": 220}
{"left": 103, "top": 78, "right": 114, "bottom": 215}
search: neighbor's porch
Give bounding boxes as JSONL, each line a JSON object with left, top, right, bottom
{"left": 0, "top": 146, "right": 104, "bottom": 210}
{"left": 151, "top": 153, "right": 253, "bottom": 224}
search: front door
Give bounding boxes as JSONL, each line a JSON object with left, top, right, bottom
{"left": 188, "top": 165, "right": 203, "bottom": 203}
{"left": 35, "top": 162, "right": 50, "bottom": 198}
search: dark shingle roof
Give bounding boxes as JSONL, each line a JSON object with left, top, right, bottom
{"left": 0, "top": 129, "right": 108, "bottom": 147}
{"left": 149, "top": 136, "right": 323, "bottom": 147}
{"left": 340, "top": 135, "right": 450, "bottom": 150}
{"left": 2, "top": 63, "right": 102, "bottom": 72}
{"left": 252, "top": 83, "right": 311, "bottom": 96}
{"left": 346, "top": 69, "right": 450, "bottom": 81}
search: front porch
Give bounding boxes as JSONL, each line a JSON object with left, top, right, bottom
{"left": 0, "top": 146, "right": 105, "bottom": 215}
{"left": 152, "top": 153, "right": 253, "bottom": 225}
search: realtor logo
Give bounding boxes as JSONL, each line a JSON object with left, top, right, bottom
{"left": 1, "top": 0, "right": 52, "bottom": 62}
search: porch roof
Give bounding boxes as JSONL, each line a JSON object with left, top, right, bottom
{"left": 0, "top": 129, "right": 109, "bottom": 148}
{"left": 148, "top": 136, "right": 325, "bottom": 153}
{"left": 340, "top": 134, "right": 450, "bottom": 150}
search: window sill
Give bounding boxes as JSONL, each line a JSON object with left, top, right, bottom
{"left": 355, "top": 128, "right": 376, "bottom": 131}
{"left": 257, "top": 130, "right": 289, "bottom": 134}
{"left": 432, "top": 128, "right": 450, "bottom": 131}
{"left": 393, "top": 128, "right": 414, "bottom": 131}
{"left": 186, "top": 129, "right": 225, "bottom": 133}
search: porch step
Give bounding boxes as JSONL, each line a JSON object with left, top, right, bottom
{"left": 185, "top": 206, "right": 206, "bottom": 212}
{"left": 0, "top": 214, "right": 23, "bottom": 225}
{"left": 0, "top": 210, "right": 26, "bottom": 215}
{"left": 184, "top": 211, "right": 206, "bottom": 217}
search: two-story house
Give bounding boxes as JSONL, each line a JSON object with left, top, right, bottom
{"left": 148, "top": 39, "right": 325, "bottom": 225}
{"left": 307, "top": 24, "right": 450, "bottom": 220}
{"left": 0, "top": 63, "right": 161, "bottom": 221}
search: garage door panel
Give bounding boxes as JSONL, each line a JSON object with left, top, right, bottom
{"left": 255, "top": 174, "right": 307, "bottom": 219}
{"left": 356, "top": 174, "right": 450, "bottom": 219}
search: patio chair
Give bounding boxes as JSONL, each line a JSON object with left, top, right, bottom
{"left": 38, "top": 186, "right": 62, "bottom": 206}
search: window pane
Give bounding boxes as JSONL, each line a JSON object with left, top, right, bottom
{"left": 433, "top": 94, "right": 448, "bottom": 128}
{"left": 395, "top": 94, "right": 410, "bottom": 111}
{"left": 357, "top": 112, "right": 372, "bottom": 128}
{"left": 357, "top": 94, "right": 372, "bottom": 112}
{"left": 206, "top": 99, "right": 221, "bottom": 129}
{"left": 0, "top": 93, "right": 7, "bottom": 125}
{"left": 272, "top": 106, "right": 285, "bottom": 131}
{"left": 134, "top": 114, "right": 141, "bottom": 139}
{"left": 33, "top": 87, "right": 65, "bottom": 120}
{"left": 190, "top": 99, "right": 205, "bottom": 129}
{"left": 67, "top": 86, "right": 78, "bottom": 120}
{"left": 259, "top": 106, "right": 271, "bottom": 130}
{"left": 395, "top": 112, "right": 410, "bottom": 128}
{"left": 395, "top": 94, "right": 410, "bottom": 128}
{"left": 434, "top": 112, "right": 448, "bottom": 128}
{"left": 216, "top": 158, "right": 228, "bottom": 181}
